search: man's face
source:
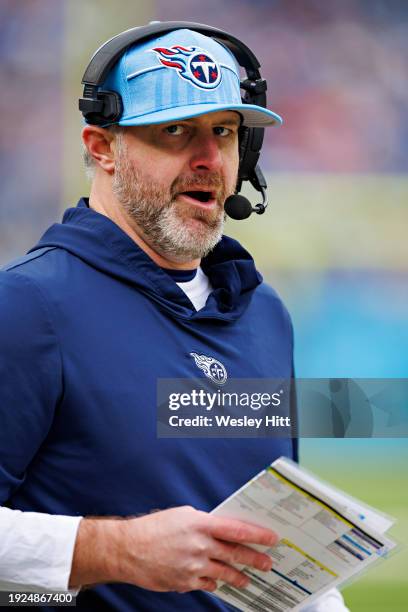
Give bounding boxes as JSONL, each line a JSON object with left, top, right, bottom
{"left": 111, "top": 111, "right": 240, "bottom": 262}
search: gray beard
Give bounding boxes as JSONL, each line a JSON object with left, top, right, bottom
{"left": 112, "top": 150, "right": 228, "bottom": 261}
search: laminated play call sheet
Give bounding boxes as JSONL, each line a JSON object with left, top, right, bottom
{"left": 212, "top": 457, "right": 396, "bottom": 611}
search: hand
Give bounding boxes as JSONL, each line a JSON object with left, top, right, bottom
{"left": 114, "top": 505, "right": 278, "bottom": 593}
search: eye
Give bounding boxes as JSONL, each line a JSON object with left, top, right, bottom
{"left": 164, "top": 124, "right": 185, "bottom": 136}
{"left": 213, "top": 126, "right": 233, "bottom": 137}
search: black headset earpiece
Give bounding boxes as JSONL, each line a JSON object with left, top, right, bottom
{"left": 79, "top": 20, "right": 271, "bottom": 220}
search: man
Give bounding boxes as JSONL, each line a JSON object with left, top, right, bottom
{"left": 0, "top": 24, "right": 348, "bottom": 611}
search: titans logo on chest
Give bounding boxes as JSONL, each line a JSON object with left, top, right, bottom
{"left": 190, "top": 352, "right": 228, "bottom": 385}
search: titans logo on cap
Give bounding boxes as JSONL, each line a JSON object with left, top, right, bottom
{"left": 151, "top": 45, "right": 222, "bottom": 89}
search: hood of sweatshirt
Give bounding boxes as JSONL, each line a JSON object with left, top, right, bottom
{"left": 30, "top": 198, "right": 262, "bottom": 322}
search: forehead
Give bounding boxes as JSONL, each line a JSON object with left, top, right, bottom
{"left": 120, "top": 110, "right": 242, "bottom": 143}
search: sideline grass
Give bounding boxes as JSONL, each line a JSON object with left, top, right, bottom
{"left": 301, "top": 440, "right": 408, "bottom": 611}
{"left": 343, "top": 582, "right": 408, "bottom": 611}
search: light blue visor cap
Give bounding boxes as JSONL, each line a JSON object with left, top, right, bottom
{"left": 101, "top": 29, "right": 282, "bottom": 128}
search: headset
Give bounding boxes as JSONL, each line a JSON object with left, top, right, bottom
{"left": 79, "top": 21, "right": 272, "bottom": 220}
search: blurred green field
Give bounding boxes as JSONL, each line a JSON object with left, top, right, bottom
{"left": 345, "top": 583, "right": 407, "bottom": 612}
{"left": 302, "top": 440, "right": 408, "bottom": 611}
{"left": 230, "top": 174, "right": 408, "bottom": 271}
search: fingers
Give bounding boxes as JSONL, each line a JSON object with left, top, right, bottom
{"left": 207, "top": 516, "right": 279, "bottom": 547}
{"left": 205, "top": 560, "right": 250, "bottom": 589}
{"left": 198, "top": 577, "right": 218, "bottom": 592}
{"left": 212, "top": 540, "right": 273, "bottom": 572}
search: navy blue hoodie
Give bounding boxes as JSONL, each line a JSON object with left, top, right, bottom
{"left": 0, "top": 199, "right": 297, "bottom": 611}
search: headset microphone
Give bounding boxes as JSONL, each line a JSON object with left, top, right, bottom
{"left": 224, "top": 191, "right": 267, "bottom": 220}
{"left": 224, "top": 164, "right": 268, "bottom": 220}
{"left": 224, "top": 195, "right": 253, "bottom": 220}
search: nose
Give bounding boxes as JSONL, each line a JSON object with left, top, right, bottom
{"left": 188, "top": 132, "right": 223, "bottom": 173}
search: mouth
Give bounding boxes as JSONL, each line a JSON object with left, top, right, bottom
{"left": 176, "top": 190, "right": 217, "bottom": 207}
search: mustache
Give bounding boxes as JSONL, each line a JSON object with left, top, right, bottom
{"left": 170, "top": 173, "right": 226, "bottom": 201}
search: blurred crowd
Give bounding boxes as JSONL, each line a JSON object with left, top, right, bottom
{"left": 157, "top": 0, "right": 408, "bottom": 172}
{"left": 0, "top": 0, "right": 63, "bottom": 259}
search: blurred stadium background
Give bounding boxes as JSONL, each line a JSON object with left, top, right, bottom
{"left": 0, "top": 1, "right": 407, "bottom": 609}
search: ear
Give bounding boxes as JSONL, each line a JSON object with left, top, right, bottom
{"left": 82, "top": 126, "right": 116, "bottom": 174}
